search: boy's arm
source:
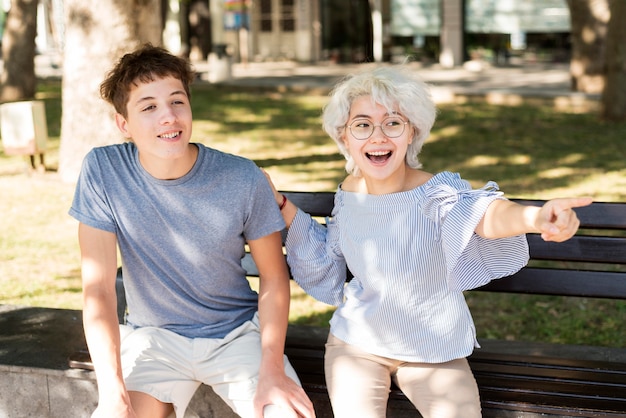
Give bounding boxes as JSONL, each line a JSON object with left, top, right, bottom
{"left": 78, "top": 223, "right": 135, "bottom": 417}
{"left": 475, "top": 197, "right": 593, "bottom": 242}
{"left": 248, "top": 231, "right": 315, "bottom": 418}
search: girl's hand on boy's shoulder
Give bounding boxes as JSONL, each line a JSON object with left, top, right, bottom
{"left": 260, "top": 168, "right": 284, "bottom": 205}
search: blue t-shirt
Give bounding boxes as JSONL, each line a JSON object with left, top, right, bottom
{"left": 69, "top": 142, "right": 285, "bottom": 338}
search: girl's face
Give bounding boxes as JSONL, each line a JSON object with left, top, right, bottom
{"left": 342, "top": 95, "right": 413, "bottom": 191}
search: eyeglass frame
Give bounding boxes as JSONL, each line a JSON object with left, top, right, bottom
{"left": 345, "top": 116, "right": 410, "bottom": 140}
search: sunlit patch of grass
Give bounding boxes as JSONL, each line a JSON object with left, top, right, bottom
{"left": 467, "top": 292, "right": 626, "bottom": 346}
{"left": 248, "top": 278, "right": 335, "bottom": 327}
{"left": 2, "top": 80, "right": 626, "bottom": 347}
{"left": 424, "top": 102, "right": 626, "bottom": 200}
{"left": 0, "top": 174, "right": 81, "bottom": 308}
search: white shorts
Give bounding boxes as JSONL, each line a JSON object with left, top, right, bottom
{"left": 120, "top": 313, "right": 301, "bottom": 418}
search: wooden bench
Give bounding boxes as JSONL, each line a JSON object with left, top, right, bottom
{"left": 71, "top": 192, "right": 626, "bottom": 417}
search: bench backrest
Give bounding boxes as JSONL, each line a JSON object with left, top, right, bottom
{"left": 116, "top": 193, "right": 626, "bottom": 323}
{"left": 248, "top": 192, "right": 626, "bottom": 300}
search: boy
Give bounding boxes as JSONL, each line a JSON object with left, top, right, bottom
{"left": 69, "top": 44, "right": 314, "bottom": 418}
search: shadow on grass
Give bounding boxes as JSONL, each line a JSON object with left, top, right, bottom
{"left": 9, "top": 81, "right": 626, "bottom": 201}
{"left": 423, "top": 102, "right": 626, "bottom": 198}
{"left": 254, "top": 152, "right": 344, "bottom": 167}
{"left": 290, "top": 309, "right": 334, "bottom": 328}
{"left": 4, "top": 81, "right": 626, "bottom": 340}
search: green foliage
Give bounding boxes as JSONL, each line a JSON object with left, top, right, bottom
{"left": 425, "top": 102, "right": 626, "bottom": 201}
{"left": 466, "top": 293, "right": 626, "bottom": 347}
{"left": 2, "top": 80, "right": 626, "bottom": 347}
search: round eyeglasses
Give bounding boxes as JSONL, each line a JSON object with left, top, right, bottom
{"left": 346, "top": 116, "right": 409, "bottom": 140}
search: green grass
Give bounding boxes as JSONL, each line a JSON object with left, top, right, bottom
{"left": 1, "top": 80, "right": 626, "bottom": 347}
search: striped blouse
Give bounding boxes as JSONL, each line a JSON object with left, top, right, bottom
{"left": 285, "top": 171, "right": 529, "bottom": 363}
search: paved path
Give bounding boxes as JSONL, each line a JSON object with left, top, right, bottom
{"left": 32, "top": 52, "right": 591, "bottom": 100}
{"left": 198, "top": 60, "right": 587, "bottom": 100}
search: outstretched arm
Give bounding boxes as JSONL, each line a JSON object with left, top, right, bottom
{"left": 476, "top": 197, "right": 593, "bottom": 242}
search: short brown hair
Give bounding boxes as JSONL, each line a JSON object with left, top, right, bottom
{"left": 100, "top": 44, "right": 196, "bottom": 117}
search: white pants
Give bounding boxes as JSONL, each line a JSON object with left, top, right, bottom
{"left": 120, "top": 313, "right": 301, "bottom": 418}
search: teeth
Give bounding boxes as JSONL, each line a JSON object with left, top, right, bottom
{"left": 368, "top": 151, "right": 390, "bottom": 156}
{"left": 160, "top": 132, "right": 179, "bottom": 139}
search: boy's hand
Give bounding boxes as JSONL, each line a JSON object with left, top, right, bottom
{"left": 253, "top": 371, "right": 315, "bottom": 418}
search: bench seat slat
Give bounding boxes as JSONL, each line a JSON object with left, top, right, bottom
{"left": 473, "top": 366, "right": 626, "bottom": 392}
{"left": 478, "top": 391, "right": 626, "bottom": 417}
{"left": 477, "top": 378, "right": 626, "bottom": 410}
{"left": 474, "top": 369, "right": 626, "bottom": 390}
{"left": 475, "top": 382, "right": 626, "bottom": 408}
{"left": 476, "top": 267, "right": 626, "bottom": 298}
{"left": 470, "top": 351, "right": 626, "bottom": 371}
{"left": 287, "top": 348, "right": 626, "bottom": 397}
{"left": 527, "top": 234, "right": 626, "bottom": 264}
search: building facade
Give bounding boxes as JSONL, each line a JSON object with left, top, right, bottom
{"left": 24, "top": 0, "right": 571, "bottom": 67}
{"left": 209, "top": 0, "right": 570, "bottom": 66}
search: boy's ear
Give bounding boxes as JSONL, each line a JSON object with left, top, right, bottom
{"left": 115, "top": 113, "right": 132, "bottom": 138}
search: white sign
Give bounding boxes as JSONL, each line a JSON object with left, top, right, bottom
{"left": 0, "top": 101, "right": 48, "bottom": 156}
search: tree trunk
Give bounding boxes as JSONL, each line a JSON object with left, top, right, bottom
{"left": 0, "top": 0, "right": 38, "bottom": 102}
{"left": 58, "top": 0, "right": 162, "bottom": 183}
{"left": 188, "top": 0, "right": 212, "bottom": 60}
{"left": 566, "top": 0, "right": 609, "bottom": 94}
{"left": 601, "top": 0, "right": 626, "bottom": 121}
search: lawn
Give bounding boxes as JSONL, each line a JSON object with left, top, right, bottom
{"left": 1, "top": 79, "right": 625, "bottom": 347}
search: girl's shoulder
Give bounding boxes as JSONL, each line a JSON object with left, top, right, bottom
{"left": 406, "top": 169, "right": 434, "bottom": 190}
{"left": 340, "top": 169, "right": 436, "bottom": 194}
{"left": 339, "top": 174, "right": 363, "bottom": 193}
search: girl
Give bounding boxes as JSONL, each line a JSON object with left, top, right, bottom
{"left": 266, "top": 66, "right": 591, "bottom": 418}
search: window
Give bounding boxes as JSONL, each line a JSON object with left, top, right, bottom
{"left": 260, "top": 0, "right": 272, "bottom": 32}
{"left": 281, "top": 0, "right": 295, "bottom": 32}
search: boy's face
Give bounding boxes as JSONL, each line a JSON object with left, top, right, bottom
{"left": 115, "top": 76, "right": 193, "bottom": 163}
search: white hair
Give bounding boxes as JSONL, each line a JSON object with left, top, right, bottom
{"left": 322, "top": 65, "right": 437, "bottom": 176}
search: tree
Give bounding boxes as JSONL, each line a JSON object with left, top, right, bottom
{"left": 566, "top": 0, "right": 609, "bottom": 94}
{"left": 58, "top": 0, "right": 162, "bottom": 183}
{"left": 601, "top": 0, "right": 626, "bottom": 121}
{"left": 185, "top": 0, "right": 212, "bottom": 60}
{"left": 0, "top": 0, "right": 38, "bottom": 102}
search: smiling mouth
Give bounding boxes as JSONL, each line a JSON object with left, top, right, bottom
{"left": 366, "top": 150, "right": 392, "bottom": 163}
{"left": 158, "top": 131, "right": 181, "bottom": 140}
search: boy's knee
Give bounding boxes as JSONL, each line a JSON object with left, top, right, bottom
{"left": 263, "top": 404, "right": 297, "bottom": 418}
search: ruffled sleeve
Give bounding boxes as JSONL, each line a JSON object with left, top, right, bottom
{"left": 420, "top": 172, "right": 529, "bottom": 291}
{"left": 284, "top": 193, "right": 346, "bottom": 306}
